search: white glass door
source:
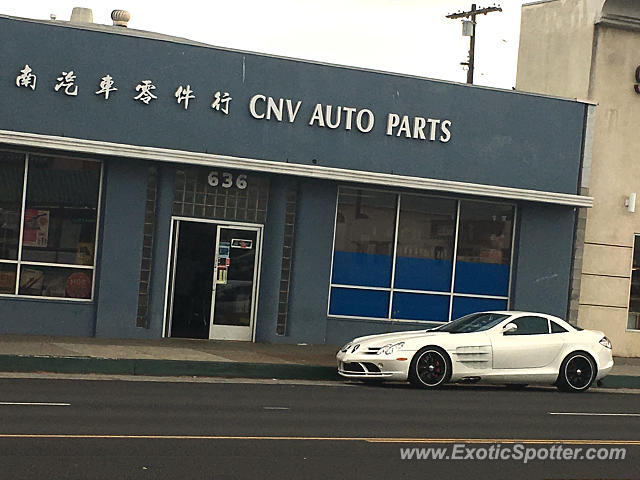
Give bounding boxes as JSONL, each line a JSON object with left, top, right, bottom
{"left": 209, "top": 226, "right": 261, "bottom": 341}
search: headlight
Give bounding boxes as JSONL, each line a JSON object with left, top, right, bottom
{"left": 378, "top": 342, "right": 405, "bottom": 355}
{"left": 340, "top": 342, "right": 352, "bottom": 353}
{"left": 599, "top": 336, "right": 612, "bottom": 349}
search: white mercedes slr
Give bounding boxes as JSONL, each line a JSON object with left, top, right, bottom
{"left": 336, "top": 311, "right": 614, "bottom": 392}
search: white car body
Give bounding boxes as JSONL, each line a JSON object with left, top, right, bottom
{"left": 336, "top": 311, "right": 614, "bottom": 392}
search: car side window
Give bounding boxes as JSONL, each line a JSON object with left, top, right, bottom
{"left": 504, "top": 316, "right": 550, "bottom": 335}
{"left": 550, "top": 321, "right": 568, "bottom": 333}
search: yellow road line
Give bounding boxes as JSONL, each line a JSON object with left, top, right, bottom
{"left": 0, "top": 434, "right": 638, "bottom": 445}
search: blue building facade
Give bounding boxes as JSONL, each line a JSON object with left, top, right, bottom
{"left": 0, "top": 15, "right": 592, "bottom": 344}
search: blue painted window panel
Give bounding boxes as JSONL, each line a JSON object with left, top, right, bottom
{"left": 453, "top": 261, "right": 510, "bottom": 296}
{"left": 391, "top": 292, "right": 449, "bottom": 322}
{"left": 329, "top": 287, "right": 390, "bottom": 318}
{"left": 331, "top": 251, "right": 392, "bottom": 288}
{"left": 451, "top": 297, "right": 508, "bottom": 320}
{"left": 394, "top": 257, "right": 452, "bottom": 292}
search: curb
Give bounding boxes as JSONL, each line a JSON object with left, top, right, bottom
{"left": 0, "top": 355, "right": 340, "bottom": 381}
{"left": 1, "top": 355, "right": 638, "bottom": 388}
{"left": 597, "top": 375, "right": 640, "bottom": 390}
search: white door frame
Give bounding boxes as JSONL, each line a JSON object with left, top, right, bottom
{"left": 162, "top": 216, "right": 264, "bottom": 341}
{"left": 209, "top": 224, "right": 262, "bottom": 341}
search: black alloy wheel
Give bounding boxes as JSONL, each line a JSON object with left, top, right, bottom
{"left": 409, "top": 346, "right": 451, "bottom": 388}
{"left": 557, "top": 352, "right": 596, "bottom": 392}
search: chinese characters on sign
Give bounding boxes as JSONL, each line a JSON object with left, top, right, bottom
{"left": 174, "top": 84, "right": 195, "bottom": 109}
{"left": 211, "top": 91, "right": 232, "bottom": 114}
{"left": 14, "top": 64, "right": 234, "bottom": 115}
{"left": 54, "top": 70, "right": 78, "bottom": 96}
{"left": 134, "top": 80, "right": 158, "bottom": 104}
{"left": 16, "top": 65, "right": 37, "bottom": 90}
{"left": 96, "top": 75, "right": 117, "bottom": 100}
{"left": 635, "top": 66, "right": 640, "bottom": 95}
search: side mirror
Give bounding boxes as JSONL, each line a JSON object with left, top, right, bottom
{"left": 503, "top": 322, "right": 518, "bottom": 335}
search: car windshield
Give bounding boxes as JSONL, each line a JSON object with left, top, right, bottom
{"left": 433, "top": 312, "right": 510, "bottom": 333}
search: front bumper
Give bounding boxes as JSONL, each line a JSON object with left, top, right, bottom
{"left": 336, "top": 350, "right": 410, "bottom": 381}
{"left": 595, "top": 347, "right": 614, "bottom": 380}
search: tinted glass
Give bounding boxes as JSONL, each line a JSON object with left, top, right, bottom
{"left": 0, "top": 263, "right": 17, "bottom": 294}
{"left": 213, "top": 228, "right": 258, "bottom": 327}
{"left": 437, "top": 312, "right": 509, "bottom": 333}
{"left": 454, "top": 201, "right": 514, "bottom": 296}
{"left": 329, "top": 287, "right": 390, "bottom": 318}
{"left": 391, "top": 292, "right": 449, "bottom": 322}
{"left": 0, "top": 152, "right": 24, "bottom": 260}
{"left": 628, "top": 235, "right": 640, "bottom": 330}
{"left": 21, "top": 156, "right": 100, "bottom": 266}
{"left": 332, "top": 188, "right": 396, "bottom": 287}
{"left": 505, "top": 316, "right": 549, "bottom": 335}
{"left": 551, "top": 321, "right": 568, "bottom": 333}
{"left": 394, "top": 195, "right": 456, "bottom": 292}
{"left": 19, "top": 265, "right": 93, "bottom": 299}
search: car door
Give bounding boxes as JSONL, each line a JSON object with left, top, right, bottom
{"left": 491, "top": 316, "right": 565, "bottom": 369}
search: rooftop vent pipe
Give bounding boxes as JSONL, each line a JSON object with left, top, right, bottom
{"left": 70, "top": 7, "right": 93, "bottom": 23}
{"left": 111, "top": 9, "right": 131, "bottom": 27}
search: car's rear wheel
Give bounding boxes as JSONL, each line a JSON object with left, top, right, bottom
{"left": 556, "top": 352, "right": 596, "bottom": 393}
{"left": 409, "top": 346, "right": 451, "bottom": 388}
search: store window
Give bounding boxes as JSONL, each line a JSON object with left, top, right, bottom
{"left": 329, "top": 187, "right": 514, "bottom": 323}
{"left": 628, "top": 235, "right": 640, "bottom": 330}
{"left": 451, "top": 201, "right": 514, "bottom": 319}
{"left": 330, "top": 189, "right": 396, "bottom": 318}
{"left": 0, "top": 151, "right": 101, "bottom": 300}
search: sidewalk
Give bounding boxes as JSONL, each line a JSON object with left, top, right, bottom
{"left": 0, "top": 334, "right": 339, "bottom": 381}
{"left": 0, "top": 334, "right": 639, "bottom": 388}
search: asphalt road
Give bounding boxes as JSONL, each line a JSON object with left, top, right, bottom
{"left": 0, "top": 377, "right": 638, "bottom": 479}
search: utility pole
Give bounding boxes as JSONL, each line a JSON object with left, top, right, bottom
{"left": 446, "top": 4, "right": 502, "bottom": 84}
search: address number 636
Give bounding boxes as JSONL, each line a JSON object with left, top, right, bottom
{"left": 207, "top": 171, "right": 248, "bottom": 189}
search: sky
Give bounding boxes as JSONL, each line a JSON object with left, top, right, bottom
{"left": 1, "top": 0, "right": 528, "bottom": 89}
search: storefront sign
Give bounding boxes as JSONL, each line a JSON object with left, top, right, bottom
{"left": 1, "top": 16, "right": 589, "bottom": 197}
{"left": 13, "top": 63, "right": 452, "bottom": 145}
{"left": 16, "top": 63, "right": 234, "bottom": 115}
{"left": 249, "top": 94, "right": 452, "bottom": 143}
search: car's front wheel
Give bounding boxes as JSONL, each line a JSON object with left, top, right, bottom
{"left": 556, "top": 352, "right": 596, "bottom": 393}
{"left": 409, "top": 346, "right": 451, "bottom": 388}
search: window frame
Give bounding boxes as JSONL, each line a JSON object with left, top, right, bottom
{"left": 0, "top": 150, "right": 103, "bottom": 302}
{"left": 327, "top": 185, "right": 517, "bottom": 324}
{"left": 627, "top": 234, "right": 640, "bottom": 331}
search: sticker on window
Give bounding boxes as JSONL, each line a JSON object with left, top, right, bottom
{"left": 231, "top": 239, "right": 253, "bottom": 249}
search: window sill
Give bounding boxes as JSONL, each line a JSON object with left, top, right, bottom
{"left": 0, "top": 293, "right": 93, "bottom": 304}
